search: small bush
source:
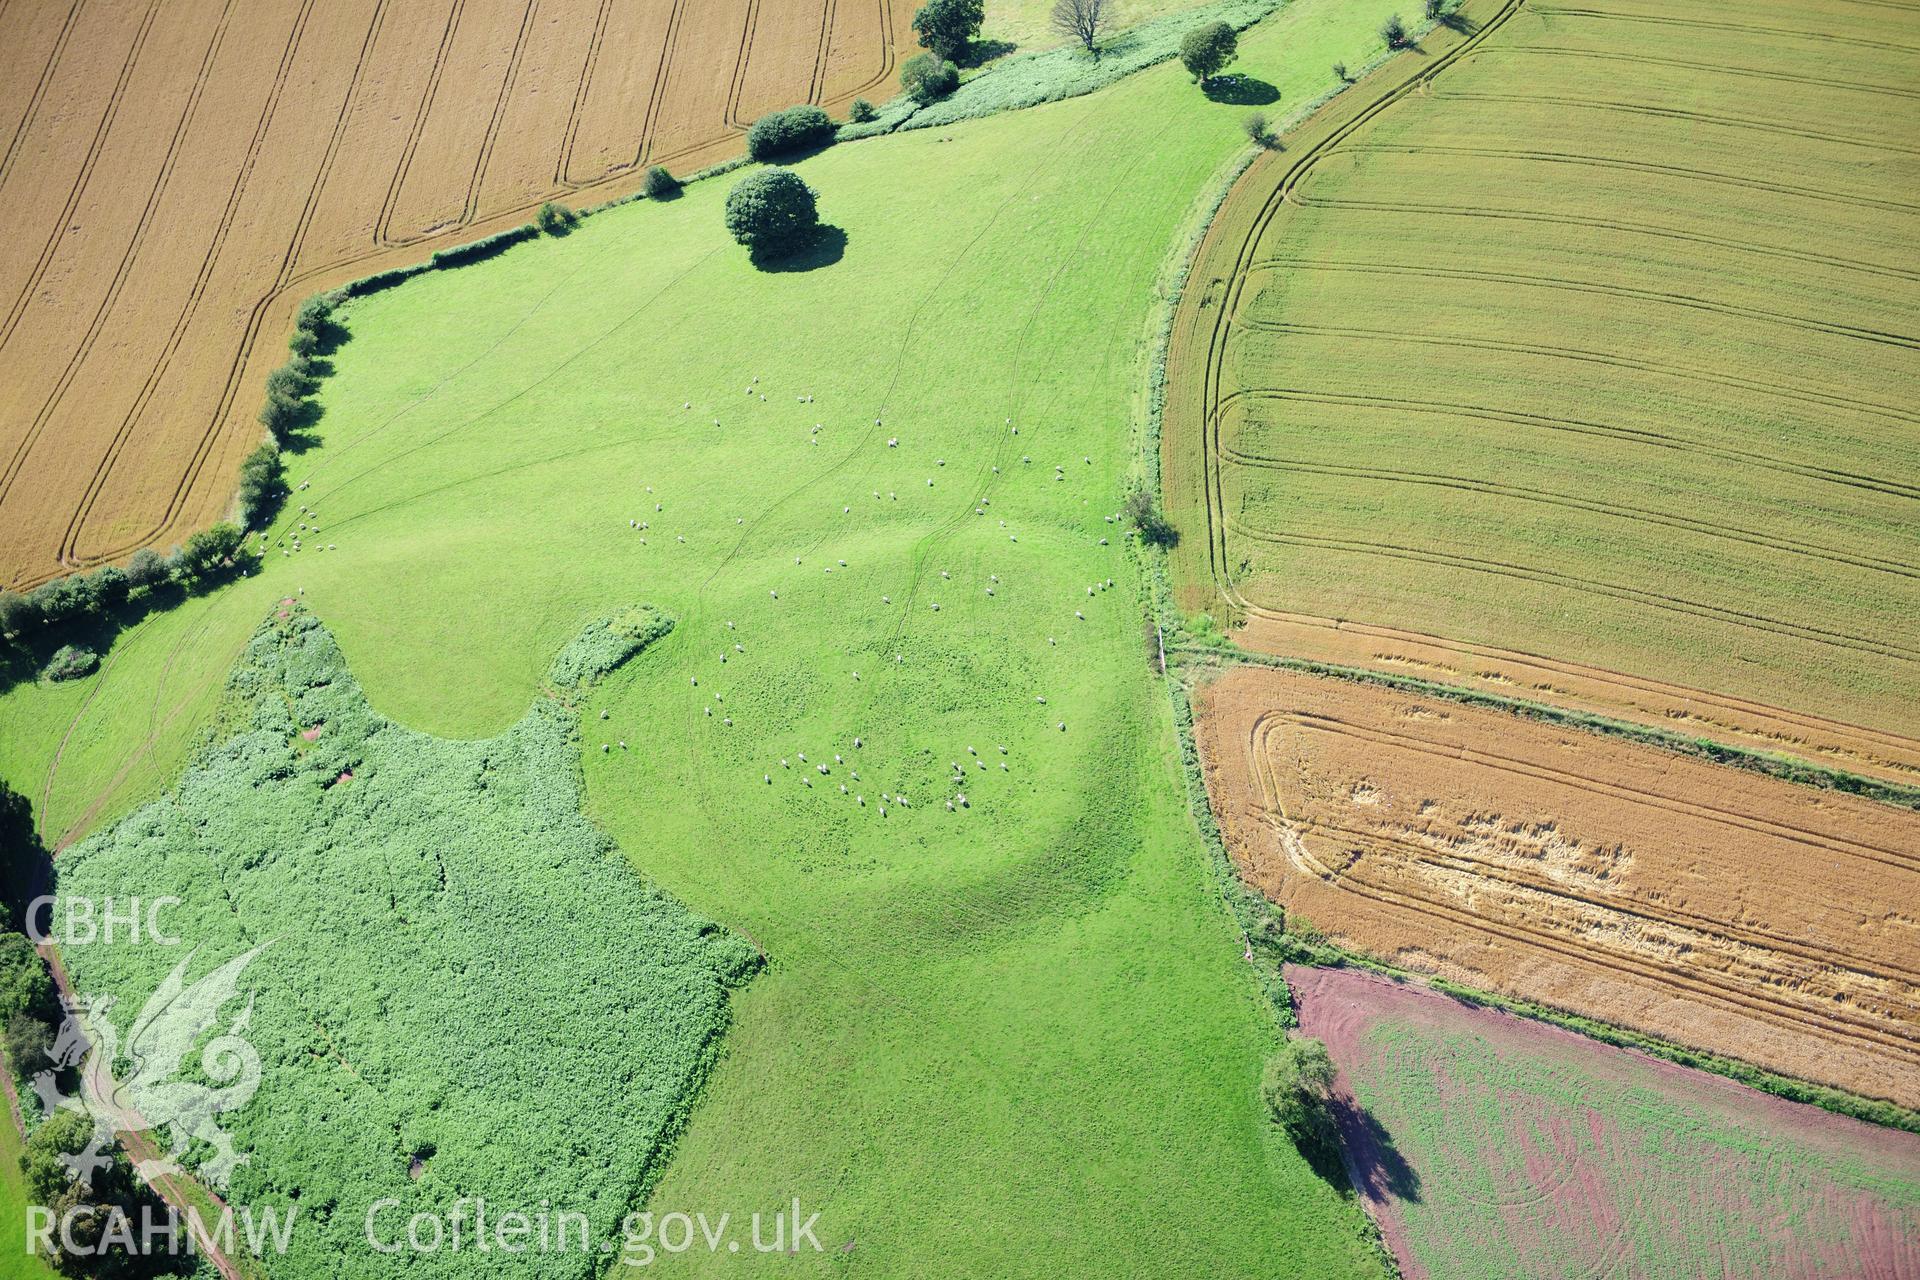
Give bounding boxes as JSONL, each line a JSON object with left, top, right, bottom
{"left": 430, "top": 224, "right": 538, "bottom": 268}
{"left": 1381, "top": 13, "right": 1409, "bottom": 47}
{"left": 259, "top": 389, "right": 305, "bottom": 443}
{"left": 88, "top": 565, "right": 129, "bottom": 611}
{"left": 902, "top": 52, "right": 960, "bottom": 104}
{"left": 125, "top": 548, "right": 168, "bottom": 591}
{"left": 847, "top": 98, "right": 878, "bottom": 123}
{"left": 27, "top": 577, "right": 91, "bottom": 629}
{"left": 643, "top": 165, "right": 681, "bottom": 198}
{"left": 747, "top": 105, "right": 835, "bottom": 161}
{"left": 1243, "top": 111, "right": 1268, "bottom": 144}
{"left": 236, "top": 442, "right": 285, "bottom": 528}
{"left": 173, "top": 522, "right": 246, "bottom": 584}
{"left": 724, "top": 168, "right": 821, "bottom": 261}
{"left": 0, "top": 591, "right": 36, "bottom": 638}
{"left": 294, "top": 294, "right": 333, "bottom": 336}
{"left": 1332, "top": 61, "right": 1348, "bottom": 81}
{"left": 1124, "top": 489, "right": 1178, "bottom": 548}
{"left": 536, "top": 201, "right": 578, "bottom": 235}
{"left": 1180, "top": 21, "right": 1238, "bottom": 85}
{"left": 265, "top": 359, "right": 315, "bottom": 401}
{"left": 912, "top": 0, "right": 984, "bottom": 62}
{"left": 42, "top": 644, "right": 98, "bottom": 683}
{"left": 1262, "top": 1037, "right": 1337, "bottom": 1141}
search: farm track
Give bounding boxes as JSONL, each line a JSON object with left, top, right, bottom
{"left": 0, "top": 0, "right": 914, "bottom": 589}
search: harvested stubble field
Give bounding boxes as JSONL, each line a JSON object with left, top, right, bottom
{"left": 1289, "top": 964, "right": 1920, "bottom": 1280}
{"left": 1196, "top": 664, "right": 1920, "bottom": 1108}
{"left": 1163, "top": 0, "right": 1920, "bottom": 759}
{"left": 0, "top": 0, "right": 912, "bottom": 591}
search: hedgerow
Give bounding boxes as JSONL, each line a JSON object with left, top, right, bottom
{"left": 56, "top": 606, "right": 759, "bottom": 1278}
{"left": 745, "top": 105, "right": 835, "bottom": 160}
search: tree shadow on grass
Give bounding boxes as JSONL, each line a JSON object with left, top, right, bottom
{"left": 960, "top": 38, "right": 1017, "bottom": 68}
{"left": 1204, "top": 74, "right": 1279, "bottom": 106}
{"left": 753, "top": 224, "right": 847, "bottom": 274}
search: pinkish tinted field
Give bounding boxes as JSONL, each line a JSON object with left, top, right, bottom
{"left": 1288, "top": 965, "right": 1920, "bottom": 1280}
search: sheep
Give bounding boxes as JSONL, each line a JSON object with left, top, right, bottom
{"left": 734, "top": 644, "right": 744, "bottom": 652}
{"left": 968, "top": 746, "right": 977, "bottom": 755}
{"left": 930, "top": 602, "right": 940, "bottom": 611}
{"left": 835, "top": 754, "right": 843, "bottom": 763}
{"left": 852, "top": 672, "right": 860, "bottom": 681}
{"left": 766, "top": 774, "right": 773, "bottom": 784}
{"left": 878, "top": 805, "right": 886, "bottom": 817}
{"left": 691, "top": 676, "right": 698, "bottom": 686}
{"left": 838, "top": 559, "right": 847, "bottom": 567}
{"left": 985, "top": 588, "right": 994, "bottom": 597}
{"left": 619, "top": 740, "right": 627, "bottom": 749}
{"left": 727, "top": 620, "right": 736, "bottom": 628}
{"left": 770, "top": 590, "right": 778, "bottom": 599}
{"left": 724, "top": 717, "right": 733, "bottom": 726}
{"left": 853, "top": 737, "right": 862, "bottom": 747}
{"left": 1035, "top": 696, "right": 1047, "bottom": 703}
{"left": 888, "top": 437, "right": 898, "bottom": 447}
{"left": 600, "top": 709, "right": 609, "bottom": 720}
{"left": 706, "top": 707, "right": 712, "bottom": 717}
{"left": 602, "top": 744, "right": 609, "bottom": 752}
{"left": 956, "top": 793, "right": 968, "bottom": 808}
{"left": 817, "top": 763, "right": 828, "bottom": 774}
{"left": 1075, "top": 610, "right": 1085, "bottom": 620}
{"left": 940, "top": 570, "right": 949, "bottom": 579}
{"left": 781, "top": 759, "right": 789, "bottom": 768}
{"left": 1058, "top": 722, "right": 1066, "bottom": 732}
{"left": 883, "top": 595, "right": 891, "bottom": 604}
{"left": 1000, "top": 762, "right": 1008, "bottom": 770}
{"left": 798, "top": 752, "right": 807, "bottom": 762}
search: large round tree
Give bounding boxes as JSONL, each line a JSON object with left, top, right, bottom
{"left": 724, "top": 168, "right": 820, "bottom": 262}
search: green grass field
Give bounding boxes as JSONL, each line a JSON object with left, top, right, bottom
{"left": 1167, "top": 0, "right": 1920, "bottom": 734}
{"left": 0, "top": 1, "right": 1422, "bottom": 1274}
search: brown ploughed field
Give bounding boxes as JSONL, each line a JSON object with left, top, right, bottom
{"left": 0, "top": 0, "right": 911, "bottom": 589}
{"left": 1195, "top": 664, "right": 1920, "bottom": 1107}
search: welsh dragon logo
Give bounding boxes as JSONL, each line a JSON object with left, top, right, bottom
{"left": 32, "top": 945, "right": 270, "bottom": 1192}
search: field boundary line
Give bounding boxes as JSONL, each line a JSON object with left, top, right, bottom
{"left": 1177, "top": 644, "right": 1920, "bottom": 807}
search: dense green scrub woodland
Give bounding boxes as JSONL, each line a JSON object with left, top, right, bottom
{"left": 54, "top": 607, "right": 757, "bottom": 1279}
